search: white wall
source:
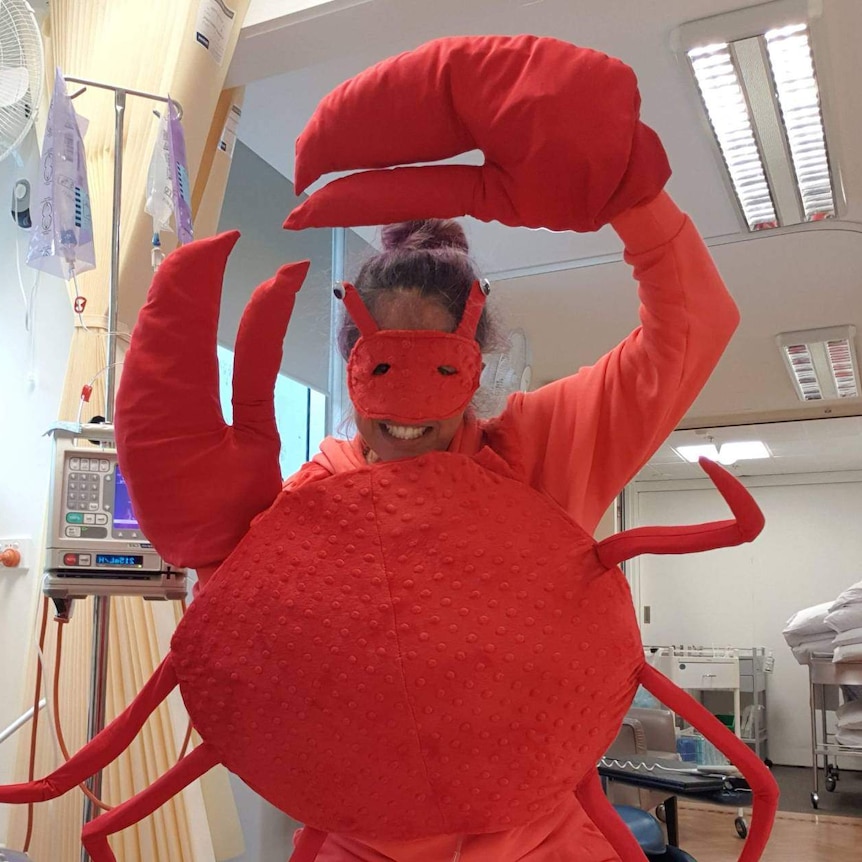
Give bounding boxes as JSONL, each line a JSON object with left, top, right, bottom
{"left": 632, "top": 473, "right": 862, "bottom": 766}
{"left": 0, "top": 138, "right": 74, "bottom": 841}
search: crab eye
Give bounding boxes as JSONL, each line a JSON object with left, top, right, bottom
{"left": 437, "top": 365, "right": 457, "bottom": 376}
{"left": 372, "top": 363, "right": 391, "bottom": 375}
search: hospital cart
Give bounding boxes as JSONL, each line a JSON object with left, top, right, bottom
{"left": 808, "top": 653, "right": 862, "bottom": 809}
{"left": 645, "top": 646, "right": 773, "bottom": 839}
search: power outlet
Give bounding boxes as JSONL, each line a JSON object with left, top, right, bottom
{"left": 0, "top": 537, "right": 33, "bottom": 573}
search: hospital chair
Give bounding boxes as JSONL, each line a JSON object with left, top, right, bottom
{"left": 605, "top": 706, "right": 680, "bottom": 813}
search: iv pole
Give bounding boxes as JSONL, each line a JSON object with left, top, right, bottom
{"left": 64, "top": 76, "right": 183, "bottom": 862}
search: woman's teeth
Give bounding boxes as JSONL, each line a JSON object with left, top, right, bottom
{"left": 383, "top": 423, "right": 430, "bottom": 441}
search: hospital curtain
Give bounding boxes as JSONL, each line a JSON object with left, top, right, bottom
{"left": 9, "top": 2, "right": 250, "bottom": 860}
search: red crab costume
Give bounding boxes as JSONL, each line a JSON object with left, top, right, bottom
{"left": 0, "top": 35, "right": 778, "bottom": 862}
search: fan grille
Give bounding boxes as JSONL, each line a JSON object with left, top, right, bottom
{"left": 0, "top": 0, "right": 43, "bottom": 160}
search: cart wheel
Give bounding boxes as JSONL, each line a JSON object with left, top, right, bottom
{"left": 825, "top": 775, "right": 837, "bottom": 792}
{"left": 734, "top": 816, "right": 748, "bottom": 839}
{"left": 811, "top": 792, "right": 819, "bottom": 809}
{"left": 764, "top": 758, "right": 774, "bottom": 769}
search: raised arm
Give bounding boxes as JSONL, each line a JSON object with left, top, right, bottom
{"left": 281, "top": 34, "right": 706, "bottom": 535}
{"left": 499, "top": 192, "right": 739, "bottom": 533}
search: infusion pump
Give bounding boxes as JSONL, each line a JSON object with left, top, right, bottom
{"left": 43, "top": 423, "right": 186, "bottom": 601}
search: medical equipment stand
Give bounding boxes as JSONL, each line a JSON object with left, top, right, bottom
{"left": 64, "top": 77, "right": 182, "bottom": 862}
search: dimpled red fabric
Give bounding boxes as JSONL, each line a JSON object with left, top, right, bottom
{"left": 172, "top": 449, "right": 642, "bottom": 839}
{"left": 285, "top": 35, "right": 670, "bottom": 233}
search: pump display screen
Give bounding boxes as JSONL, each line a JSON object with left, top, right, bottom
{"left": 113, "top": 465, "right": 140, "bottom": 531}
{"left": 96, "top": 554, "right": 144, "bottom": 567}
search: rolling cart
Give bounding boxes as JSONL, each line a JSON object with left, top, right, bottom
{"left": 646, "top": 645, "right": 773, "bottom": 839}
{"left": 808, "top": 653, "right": 862, "bottom": 809}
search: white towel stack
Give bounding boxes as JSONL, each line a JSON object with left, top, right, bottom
{"left": 782, "top": 602, "right": 835, "bottom": 665}
{"left": 836, "top": 697, "right": 862, "bottom": 747}
{"left": 825, "top": 580, "right": 862, "bottom": 664}
{"left": 782, "top": 582, "right": 862, "bottom": 746}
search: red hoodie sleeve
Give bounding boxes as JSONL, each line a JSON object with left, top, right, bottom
{"left": 494, "top": 191, "right": 739, "bottom": 534}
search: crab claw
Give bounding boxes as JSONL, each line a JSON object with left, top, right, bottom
{"left": 115, "top": 232, "right": 310, "bottom": 575}
{"left": 285, "top": 35, "right": 669, "bottom": 232}
{"left": 595, "top": 457, "right": 765, "bottom": 569}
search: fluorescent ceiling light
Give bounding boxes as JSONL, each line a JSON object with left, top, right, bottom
{"left": 678, "top": 6, "right": 837, "bottom": 231}
{"left": 688, "top": 43, "right": 778, "bottom": 230}
{"left": 674, "top": 441, "right": 771, "bottom": 466}
{"left": 764, "top": 24, "right": 835, "bottom": 222}
{"left": 777, "top": 325, "right": 860, "bottom": 401}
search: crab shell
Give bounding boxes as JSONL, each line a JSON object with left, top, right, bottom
{"left": 171, "top": 448, "right": 643, "bottom": 840}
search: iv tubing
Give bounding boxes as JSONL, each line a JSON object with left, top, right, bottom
{"left": 23, "top": 597, "right": 50, "bottom": 852}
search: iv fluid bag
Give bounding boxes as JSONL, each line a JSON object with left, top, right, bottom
{"left": 145, "top": 97, "right": 193, "bottom": 244}
{"left": 27, "top": 68, "right": 96, "bottom": 279}
{"left": 168, "top": 98, "right": 193, "bottom": 245}
{"left": 145, "top": 110, "right": 173, "bottom": 233}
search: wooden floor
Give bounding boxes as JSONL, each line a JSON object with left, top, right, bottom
{"left": 677, "top": 802, "right": 862, "bottom": 861}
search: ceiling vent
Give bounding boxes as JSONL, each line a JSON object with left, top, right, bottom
{"left": 776, "top": 325, "right": 860, "bottom": 401}
{"left": 674, "top": 0, "right": 840, "bottom": 231}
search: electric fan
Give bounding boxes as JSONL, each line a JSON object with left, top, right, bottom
{"left": 477, "top": 327, "right": 533, "bottom": 418}
{"left": 0, "top": 0, "right": 43, "bottom": 163}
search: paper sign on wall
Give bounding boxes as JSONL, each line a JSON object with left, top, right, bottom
{"left": 219, "top": 104, "right": 242, "bottom": 159}
{"left": 195, "top": 0, "right": 235, "bottom": 66}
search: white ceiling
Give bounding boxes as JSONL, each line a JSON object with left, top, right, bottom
{"left": 228, "top": 0, "right": 862, "bottom": 474}
{"left": 637, "top": 414, "right": 862, "bottom": 480}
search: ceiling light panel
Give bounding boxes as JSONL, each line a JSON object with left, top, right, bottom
{"left": 776, "top": 325, "right": 860, "bottom": 402}
{"left": 676, "top": 1, "right": 838, "bottom": 232}
{"left": 674, "top": 441, "right": 771, "bottom": 465}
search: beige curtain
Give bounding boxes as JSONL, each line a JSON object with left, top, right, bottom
{"left": 10, "top": 2, "right": 250, "bottom": 859}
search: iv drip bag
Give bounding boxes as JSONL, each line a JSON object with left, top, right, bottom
{"left": 146, "top": 97, "right": 193, "bottom": 244}
{"left": 27, "top": 68, "right": 96, "bottom": 279}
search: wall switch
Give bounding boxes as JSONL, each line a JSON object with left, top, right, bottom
{"left": 0, "top": 537, "right": 33, "bottom": 573}
{"left": 643, "top": 605, "right": 651, "bottom": 624}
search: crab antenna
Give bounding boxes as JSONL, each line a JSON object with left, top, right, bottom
{"left": 336, "top": 282, "right": 379, "bottom": 336}
{"left": 454, "top": 279, "right": 488, "bottom": 338}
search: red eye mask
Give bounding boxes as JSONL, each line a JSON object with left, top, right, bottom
{"left": 339, "top": 280, "right": 487, "bottom": 424}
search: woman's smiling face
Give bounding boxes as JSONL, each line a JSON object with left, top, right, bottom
{"left": 352, "top": 289, "right": 468, "bottom": 462}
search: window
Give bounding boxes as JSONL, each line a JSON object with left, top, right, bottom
{"left": 217, "top": 345, "right": 327, "bottom": 479}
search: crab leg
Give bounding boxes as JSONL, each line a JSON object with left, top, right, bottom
{"left": 575, "top": 769, "right": 649, "bottom": 862}
{"left": 81, "top": 742, "right": 221, "bottom": 862}
{"left": 595, "top": 457, "right": 764, "bottom": 569}
{"left": 640, "top": 666, "right": 778, "bottom": 862}
{"left": 0, "top": 655, "right": 177, "bottom": 804}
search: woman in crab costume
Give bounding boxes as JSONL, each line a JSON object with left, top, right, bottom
{"left": 0, "top": 35, "right": 778, "bottom": 862}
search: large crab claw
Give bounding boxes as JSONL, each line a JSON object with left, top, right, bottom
{"left": 115, "top": 232, "right": 310, "bottom": 577}
{"left": 284, "top": 35, "right": 670, "bottom": 232}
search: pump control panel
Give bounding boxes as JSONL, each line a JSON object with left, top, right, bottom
{"left": 44, "top": 423, "right": 186, "bottom": 600}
